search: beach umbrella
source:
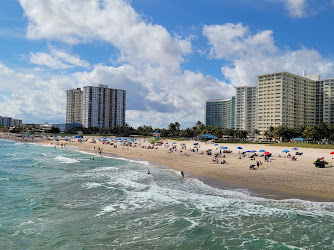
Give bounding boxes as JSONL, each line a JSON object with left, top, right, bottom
{"left": 214, "top": 144, "right": 218, "bottom": 146}
{"left": 222, "top": 147, "right": 229, "bottom": 149}
{"left": 330, "top": 152, "right": 334, "bottom": 155}
{"left": 193, "top": 143, "right": 199, "bottom": 145}
{"left": 264, "top": 152, "right": 271, "bottom": 155}
{"left": 237, "top": 147, "right": 243, "bottom": 149}
{"left": 292, "top": 148, "right": 298, "bottom": 150}
{"left": 250, "top": 150, "right": 257, "bottom": 152}
{"left": 282, "top": 150, "right": 290, "bottom": 153}
{"left": 173, "top": 142, "right": 176, "bottom": 144}
{"left": 245, "top": 150, "right": 252, "bottom": 153}
{"left": 259, "top": 150, "right": 265, "bottom": 152}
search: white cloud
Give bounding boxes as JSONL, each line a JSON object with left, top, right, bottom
{"left": 29, "top": 48, "right": 90, "bottom": 69}
{"left": 203, "top": 22, "right": 334, "bottom": 87}
{"left": 0, "top": 62, "right": 71, "bottom": 122}
{"left": 19, "top": 0, "right": 191, "bottom": 72}
{"left": 282, "top": 0, "right": 307, "bottom": 18}
{"left": 50, "top": 48, "right": 90, "bottom": 68}
{"left": 29, "top": 52, "right": 71, "bottom": 69}
{"left": 203, "top": 23, "right": 277, "bottom": 60}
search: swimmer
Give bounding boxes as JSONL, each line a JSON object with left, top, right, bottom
{"left": 148, "top": 168, "right": 150, "bottom": 175}
{"left": 181, "top": 171, "right": 185, "bottom": 178}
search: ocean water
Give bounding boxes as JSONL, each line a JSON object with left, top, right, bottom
{"left": 1, "top": 139, "right": 334, "bottom": 249}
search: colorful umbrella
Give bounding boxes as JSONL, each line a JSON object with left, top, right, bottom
{"left": 282, "top": 150, "right": 290, "bottom": 153}
{"left": 259, "top": 150, "right": 265, "bottom": 152}
{"left": 222, "top": 147, "right": 229, "bottom": 149}
{"left": 292, "top": 148, "right": 298, "bottom": 150}
{"left": 237, "top": 147, "right": 243, "bottom": 149}
{"left": 330, "top": 152, "right": 334, "bottom": 155}
{"left": 264, "top": 152, "right": 271, "bottom": 155}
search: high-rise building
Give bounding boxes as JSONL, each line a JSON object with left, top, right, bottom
{"left": 205, "top": 97, "right": 235, "bottom": 129}
{"left": 235, "top": 86, "right": 258, "bottom": 135}
{"left": 13, "top": 119, "right": 22, "bottom": 127}
{"left": 257, "top": 72, "right": 316, "bottom": 134}
{"left": 321, "top": 78, "right": 334, "bottom": 125}
{"left": 66, "top": 88, "right": 83, "bottom": 124}
{"left": 0, "top": 116, "right": 13, "bottom": 126}
{"left": 82, "top": 85, "right": 126, "bottom": 128}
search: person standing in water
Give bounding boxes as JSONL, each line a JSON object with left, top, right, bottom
{"left": 181, "top": 171, "right": 185, "bottom": 178}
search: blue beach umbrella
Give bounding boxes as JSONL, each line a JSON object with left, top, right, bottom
{"left": 222, "top": 147, "right": 229, "bottom": 149}
{"left": 173, "top": 142, "right": 176, "bottom": 144}
{"left": 283, "top": 150, "right": 290, "bottom": 153}
{"left": 245, "top": 150, "right": 252, "bottom": 153}
{"left": 251, "top": 150, "right": 257, "bottom": 152}
{"left": 214, "top": 144, "right": 218, "bottom": 146}
{"left": 292, "top": 148, "right": 298, "bottom": 150}
{"left": 237, "top": 147, "right": 243, "bottom": 149}
{"left": 259, "top": 150, "right": 265, "bottom": 152}
{"left": 193, "top": 143, "right": 199, "bottom": 145}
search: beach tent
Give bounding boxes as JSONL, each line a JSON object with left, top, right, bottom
{"left": 198, "top": 134, "right": 218, "bottom": 139}
{"left": 292, "top": 137, "right": 306, "bottom": 141}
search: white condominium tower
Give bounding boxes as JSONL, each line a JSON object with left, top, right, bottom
{"left": 66, "top": 88, "right": 83, "bottom": 124}
{"left": 82, "top": 85, "right": 126, "bottom": 128}
{"left": 235, "top": 86, "right": 258, "bottom": 135}
{"left": 320, "top": 78, "right": 334, "bottom": 125}
{"left": 257, "top": 72, "right": 316, "bottom": 134}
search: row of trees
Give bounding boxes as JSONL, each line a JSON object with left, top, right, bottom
{"left": 10, "top": 121, "right": 334, "bottom": 142}
{"left": 264, "top": 123, "right": 334, "bottom": 142}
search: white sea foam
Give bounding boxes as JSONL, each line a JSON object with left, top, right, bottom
{"left": 96, "top": 205, "right": 116, "bottom": 216}
{"left": 83, "top": 182, "right": 102, "bottom": 189}
{"left": 19, "top": 220, "right": 34, "bottom": 226}
{"left": 54, "top": 156, "right": 79, "bottom": 164}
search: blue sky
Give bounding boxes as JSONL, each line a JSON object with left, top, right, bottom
{"left": 1, "top": 0, "right": 334, "bottom": 128}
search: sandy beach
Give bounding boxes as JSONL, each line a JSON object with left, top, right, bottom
{"left": 3, "top": 133, "right": 334, "bottom": 201}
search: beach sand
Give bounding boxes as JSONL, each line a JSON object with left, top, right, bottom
{"left": 2, "top": 133, "right": 334, "bottom": 201}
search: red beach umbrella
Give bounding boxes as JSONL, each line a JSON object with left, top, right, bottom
{"left": 330, "top": 152, "right": 334, "bottom": 154}
{"left": 264, "top": 152, "right": 271, "bottom": 155}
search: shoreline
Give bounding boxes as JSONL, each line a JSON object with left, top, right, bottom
{"left": 2, "top": 135, "right": 334, "bottom": 202}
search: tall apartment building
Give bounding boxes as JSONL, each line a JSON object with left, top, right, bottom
{"left": 13, "top": 119, "right": 22, "bottom": 127}
{"left": 235, "top": 86, "right": 258, "bottom": 135}
{"left": 205, "top": 97, "right": 235, "bottom": 129}
{"left": 82, "top": 85, "right": 126, "bottom": 128}
{"left": 321, "top": 78, "right": 334, "bottom": 125}
{"left": 257, "top": 72, "right": 316, "bottom": 134}
{"left": 0, "top": 116, "right": 13, "bottom": 126}
{"left": 66, "top": 88, "right": 83, "bottom": 124}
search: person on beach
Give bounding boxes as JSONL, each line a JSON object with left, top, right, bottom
{"left": 257, "top": 161, "right": 260, "bottom": 168}
{"left": 181, "top": 171, "right": 185, "bottom": 178}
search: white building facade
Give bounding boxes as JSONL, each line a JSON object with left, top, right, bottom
{"left": 82, "top": 85, "right": 126, "bottom": 128}
{"left": 235, "top": 86, "right": 258, "bottom": 135}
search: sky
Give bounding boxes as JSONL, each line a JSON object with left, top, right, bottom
{"left": 1, "top": 0, "right": 334, "bottom": 128}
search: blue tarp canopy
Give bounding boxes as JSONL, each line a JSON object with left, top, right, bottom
{"left": 292, "top": 137, "right": 306, "bottom": 141}
{"left": 198, "top": 134, "right": 218, "bottom": 139}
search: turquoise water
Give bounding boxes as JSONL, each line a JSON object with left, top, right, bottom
{"left": 1, "top": 139, "right": 334, "bottom": 249}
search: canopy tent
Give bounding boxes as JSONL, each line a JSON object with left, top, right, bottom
{"left": 292, "top": 137, "right": 306, "bottom": 141}
{"left": 198, "top": 134, "right": 218, "bottom": 139}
